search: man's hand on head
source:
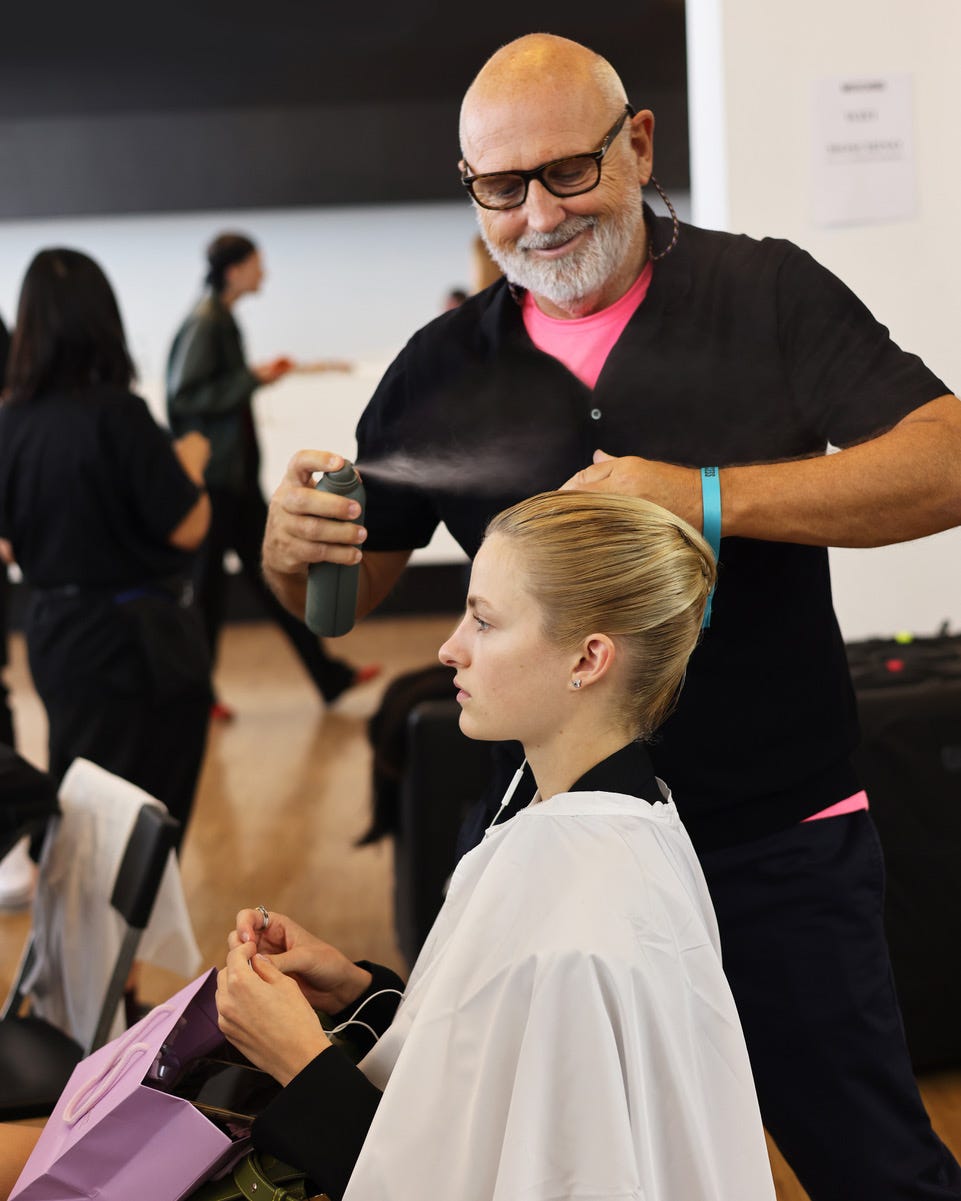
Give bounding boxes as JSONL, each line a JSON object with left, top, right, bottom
{"left": 561, "top": 449, "right": 702, "bottom": 529}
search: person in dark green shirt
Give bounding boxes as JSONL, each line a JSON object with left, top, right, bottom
{"left": 166, "top": 233, "right": 378, "bottom": 718}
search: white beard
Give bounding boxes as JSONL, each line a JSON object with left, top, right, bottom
{"left": 478, "top": 188, "right": 644, "bottom": 308}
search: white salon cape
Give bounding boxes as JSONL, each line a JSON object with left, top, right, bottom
{"left": 22, "top": 757, "right": 201, "bottom": 1047}
{"left": 346, "top": 786, "right": 776, "bottom": 1201}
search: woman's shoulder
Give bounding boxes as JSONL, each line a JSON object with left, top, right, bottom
{"left": 0, "top": 383, "right": 140, "bottom": 419}
{"left": 59, "top": 383, "right": 152, "bottom": 422}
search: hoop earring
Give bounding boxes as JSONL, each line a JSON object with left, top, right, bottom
{"left": 647, "top": 175, "right": 680, "bottom": 262}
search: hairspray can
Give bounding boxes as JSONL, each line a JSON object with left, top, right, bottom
{"left": 304, "top": 462, "right": 365, "bottom": 637}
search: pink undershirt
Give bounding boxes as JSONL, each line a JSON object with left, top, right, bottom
{"left": 522, "top": 265, "right": 870, "bottom": 825}
{"left": 523, "top": 261, "right": 654, "bottom": 388}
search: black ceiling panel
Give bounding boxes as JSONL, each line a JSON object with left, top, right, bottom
{"left": 0, "top": 2, "right": 688, "bottom": 218}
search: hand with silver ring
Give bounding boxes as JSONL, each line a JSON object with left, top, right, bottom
{"left": 227, "top": 907, "right": 374, "bottom": 1013}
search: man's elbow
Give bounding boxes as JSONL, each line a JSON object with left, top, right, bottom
{"left": 935, "top": 484, "right": 961, "bottom": 533}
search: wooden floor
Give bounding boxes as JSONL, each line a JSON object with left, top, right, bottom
{"left": 2, "top": 616, "right": 959, "bottom": 1199}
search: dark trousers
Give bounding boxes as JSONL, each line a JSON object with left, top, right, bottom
{"left": 27, "top": 590, "right": 211, "bottom": 851}
{"left": 44, "top": 687, "right": 209, "bottom": 850}
{"left": 700, "top": 812, "right": 961, "bottom": 1201}
{"left": 197, "top": 485, "right": 354, "bottom": 701}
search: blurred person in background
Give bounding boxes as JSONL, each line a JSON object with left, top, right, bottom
{"left": 441, "top": 286, "right": 468, "bottom": 311}
{"left": 0, "top": 248, "right": 212, "bottom": 848}
{"left": 166, "top": 232, "right": 378, "bottom": 722}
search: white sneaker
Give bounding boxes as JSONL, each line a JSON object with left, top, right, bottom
{"left": 0, "top": 836, "right": 37, "bottom": 911}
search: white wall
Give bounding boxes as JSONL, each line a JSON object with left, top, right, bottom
{"left": 0, "top": 201, "right": 481, "bottom": 564}
{"left": 687, "top": 0, "right": 961, "bottom": 640}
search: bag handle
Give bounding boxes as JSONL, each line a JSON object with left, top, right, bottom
{"left": 63, "top": 1005, "right": 174, "bottom": 1125}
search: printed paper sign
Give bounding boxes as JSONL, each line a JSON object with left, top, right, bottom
{"left": 812, "top": 74, "right": 916, "bottom": 226}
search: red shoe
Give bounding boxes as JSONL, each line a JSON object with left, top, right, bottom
{"left": 210, "top": 700, "right": 236, "bottom": 722}
{"left": 352, "top": 664, "right": 382, "bottom": 686}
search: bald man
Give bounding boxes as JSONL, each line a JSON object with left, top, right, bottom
{"left": 263, "top": 35, "right": 961, "bottom": 1200}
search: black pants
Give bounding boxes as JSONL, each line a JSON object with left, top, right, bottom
{"left": 700, "top": 812, "right": 961, "bottom": 1201}
{"left": 27, "top": 589, "right": 211, "bottom": 850}
{"left": 197, "top": 484, "right": 355, "bottom": 701}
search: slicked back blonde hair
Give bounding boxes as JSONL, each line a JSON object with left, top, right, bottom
{"left": 485, "top": 491, "right": 716, "bottom": 739}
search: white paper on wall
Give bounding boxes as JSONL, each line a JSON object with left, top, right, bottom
{"left": 812, "top": 74, "right": 916, "bottom": 227}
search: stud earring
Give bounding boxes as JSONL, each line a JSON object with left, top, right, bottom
{"left": 571, "top": 679, "right": 582, "bottom": 690}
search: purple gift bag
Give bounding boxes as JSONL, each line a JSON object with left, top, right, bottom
{"left": 11, "top": 969, "right": 245, "bottom": 1201}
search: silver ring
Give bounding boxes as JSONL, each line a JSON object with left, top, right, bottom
{"left": 255, "top": 905, "right": 270, "bottom": 931}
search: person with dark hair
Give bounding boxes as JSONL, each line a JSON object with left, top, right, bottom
{"left": 441, "top": 286, "right": 469, "bottom": 311}
{"left": 166, "top": 232, "right": 377, "bottom": 720}
{"left": 0, "top": 248, "right": 212, "bottom": 846}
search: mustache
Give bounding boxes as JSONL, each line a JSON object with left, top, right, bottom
{"left": 517, "top": 215, "right": 597, "bottom": 252}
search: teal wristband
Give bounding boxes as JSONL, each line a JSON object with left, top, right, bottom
{"left": 700, "top": 467, "right": 721, "bottom": 627}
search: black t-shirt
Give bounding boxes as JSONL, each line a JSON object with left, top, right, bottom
{"left": 355, "top": 214, "right": 949, "bottom": 849}
{"left": 0, "top": 385, "right": 200, "bottom": 588}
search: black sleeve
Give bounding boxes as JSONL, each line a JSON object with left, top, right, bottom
{"left": 251, "top": 961, "right": 404, "bottom": 1201}
{"left": 102, "top": 393, "right": 202, "bottom": 543}
{"left": 775, "top": 243, "right": 951, "bottom": 448}
{"left": 252, "top": 1046, "right": 382, "bottom": 1201}
{"left": 355, "top": 342, "right": 442, "bottom": 554}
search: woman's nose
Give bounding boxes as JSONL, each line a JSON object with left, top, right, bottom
{"left": 438, "top": 618, "right": 469, "bottom": 666}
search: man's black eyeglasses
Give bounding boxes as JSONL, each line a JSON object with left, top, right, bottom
{"left": 460, "top": 104, "right": 635, "bottom": 212}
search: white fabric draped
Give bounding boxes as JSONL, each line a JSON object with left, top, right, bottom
{"left": 346, "top": 786, "right": 775, "bottom": 1201}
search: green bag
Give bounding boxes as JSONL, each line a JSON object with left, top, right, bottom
{"left": 188, "top": 1150, "right": 328, "bottom": 1201}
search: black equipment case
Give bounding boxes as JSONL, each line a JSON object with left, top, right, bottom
{"left": 846, "top": 631, "right": 961, "bottom": 1071}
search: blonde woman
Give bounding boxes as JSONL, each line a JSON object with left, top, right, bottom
{"left": 0, "top": 493, "right": 775, "bottom": 1201}
{"left": 213, "top": 491, "right": 773, "bottom": 1201}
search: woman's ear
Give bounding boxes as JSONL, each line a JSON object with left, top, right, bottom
{"left": 570, "top": 635, "right": 617, "bottom": 691}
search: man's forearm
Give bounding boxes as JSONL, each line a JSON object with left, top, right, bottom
{"left": 564, "top": 395, "right": 961, "bottom": 549}
{"left": 723, "top": 395, "right": 961, "bottom": 547}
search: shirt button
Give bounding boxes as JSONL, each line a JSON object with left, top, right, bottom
{"left": 590, "top": 407, "right": 602, "bottom": 420}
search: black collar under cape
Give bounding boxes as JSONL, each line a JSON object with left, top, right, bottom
{"left": 567, "top": 740, "right": 659, "bottom": 801}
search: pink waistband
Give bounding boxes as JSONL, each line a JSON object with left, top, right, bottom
{"left": 803, "top": 791, "right": 870, "bottom": 822}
